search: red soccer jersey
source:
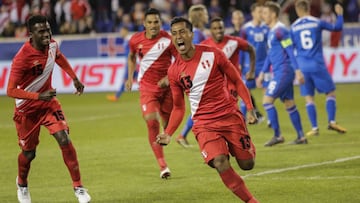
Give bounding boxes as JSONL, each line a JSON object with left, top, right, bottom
{"left": 201, "top": 35, "right": 248, "bottom": 74}
{"left": 8, "top": 40, "right": 60, "bottom": 114}
{"left": 129, "top": 30, "right": 176, "bottom": 92}
{"left": 167, "top": 45, "right": 253, "bottom": 130}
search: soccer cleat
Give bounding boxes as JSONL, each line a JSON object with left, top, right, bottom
{"left": 160, "top": 167, "right": 171, "bottom": 179}
{"left": 74, "top": 187, "right": 91, "bottom": 203}
{"left": 106, "top": 94, "right": 118, "bottom": 102}
{"left": 267, "top": 120, "right": 271, "bottom": 128}
{"left": 306, "top": 128, "right": 319, "bottom": 137}
{"left": 16, "top": 177, "right": 31, "bottom": 203}
{"left": 176, "top": 135, "right": 192, "bottom": 148}
{"left": 264, "top": 136, "right": 285, "bottom": 147}
{"left": 328, "top": 123, "right": 346, "bottom": 134}
{"left": 289, "top": 138, "right": 308, "bottom": 145}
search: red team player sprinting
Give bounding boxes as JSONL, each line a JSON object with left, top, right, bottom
{"left": 125, "top": 8, "right": 177, "bottom": 179}
{"left": 157, "top": 17, "right": 259, "bottom": 203}
{"left": 201, "top": 17, "right": 256, "bottom": 103}
{"left": 7, "top": 15, "right": 91, "bottom": 203}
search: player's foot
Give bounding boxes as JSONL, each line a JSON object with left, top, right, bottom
{"left": 264, "top": 136, "right": 285, "bottom": 147}
{"left": 160, "top": 167, "right": 171, "bottom": 179}
{"left": 255, "top": 112, "right": 265, "bottom": 124}
{"left": 16, "top": 177, "right": 31, "bottom": 203}
{"left": 176, "top": 135, "right": 192, "bottom": 148}
{"left": 306, "top": 128, "right": 319, "bottom": 137}
{"left": 106, "top": 94, "right": 118, "bottom": 102}
{"left": 289, "top": 137, "right": 308, "bottom": 145}
{"left": 267, "top": 120, "right": 271, "bottom": 128}
{"left": 328, "top": 123, "right": 346, "bottom": 134}
{"left": 74, "top": 186, "right": 91, "bottom": 203}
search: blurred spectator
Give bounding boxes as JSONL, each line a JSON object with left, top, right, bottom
{"left": 230, "top": 9, "right": 244, "bottom": 36}
{"left": 9, "top": 0, "right": 30, "bottom": 25}
{"left": 321, "top": 2, "right": 342, "bottom": 47}
{"left": 54, "top": 0, "right": 72, "bottom": 32}
{"left": 71, "top": 0, "right": 91, "bottom": 33}
{"left": 91, "top": 0, "right": 113, "bottom": 33}
{"left": 14, "top": 23, "right": 27, "bottom": 38}
{"left": 0, "top": 4, "right": 10, "bottom": 35}
{"left": 131, "top": 2, "right": 146, "bottom": 31}
{"left": 207, "top": 0, "right": 222, "bottom": 19}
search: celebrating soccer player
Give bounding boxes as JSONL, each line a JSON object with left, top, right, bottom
{"left": 125, "top": 8, "right": 177, "bottom": 179}
{"left": 257, "top": 2, "right": 307, "bottom": 146}
{"left": 291, "top": 0, "right": 346, "bottom": 136}
{"left": 7, "top": 15, "right": 91, "bottom": 203}
{"left": 157, "top": 17, "right": 259, "bottom": 203}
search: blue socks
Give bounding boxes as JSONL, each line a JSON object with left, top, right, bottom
{"left": 180, "top": 115, "right": 193, "bottom": 138}
{"left": 286, "top": 105, "right": 304, "bottom": 139}
{"left": 326, "top": 96, "right": 336, "bottom": 123}
{"left": 263, "top": 103, "right": 280, "bottom": 137}
{"left": 306, "top": 102, "right": 317, "bottom": 129}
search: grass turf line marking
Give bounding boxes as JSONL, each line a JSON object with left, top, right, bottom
{"left": 243, "top": 155, "right": 360, "bottom": 179}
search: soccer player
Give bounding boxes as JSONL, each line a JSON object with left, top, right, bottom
{"left": 176, "top": 4, "right": 209, "bottom": 148}
{"left": 240, "top": 3, "right": 270, "bottom": 122}
{"left": 257, "top": 2, "right": 307, "bottom": 146}
{"left": 7, "top": 15, "right": 91, "bottom": 203}
{"left": 157, "top": 17, "right": 259, "bottom": 203}
{"left": 201, "top": 17, "right": 256, "bottom": 103}
{"left": 125, "top": 8, "right": 176, "bottom": 179}
{"left": 290, "top": 0, "right": 346, "bottom": 136}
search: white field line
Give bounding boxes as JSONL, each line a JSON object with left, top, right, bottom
{"left": 249, "top": 176, "right": 360, "bottom": 180}
{"left": 243, "top": 155, "right": 360, "bottom": 179}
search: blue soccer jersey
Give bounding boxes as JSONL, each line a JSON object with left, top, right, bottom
{"left": 241, "top": 22, "right": 269, "bottom": 74}
{"left": 290, "top": 15, "right": 343, "bottom": 72}
{"left": 192, "top": 28, "right": 206, "bottom": 44}
{"left": 262, "top": 22, "right": 299, "bottom": 100}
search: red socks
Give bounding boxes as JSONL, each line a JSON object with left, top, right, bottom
{"left": 18, "top": 152, "right": 32, "bottom": 186}
{"left": 219, "top": 167, "right": 255, "bottom": 202}
{"left": 146, "top": 119, "right": 167, "bottom": 169}
{"left": 60, "top": 142, "right": 82, "bottom": 187}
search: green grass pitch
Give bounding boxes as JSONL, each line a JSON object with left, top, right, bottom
{"left": 1, "top": 83, "right": 360, "bottom": 203}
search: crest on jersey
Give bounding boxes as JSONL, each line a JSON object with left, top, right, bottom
{"left": 201, "top": 60, "right": 211, "bottom": 69}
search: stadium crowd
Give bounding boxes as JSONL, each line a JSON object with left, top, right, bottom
{"left": 0, "top": 0, "right": 359, "bottom": 38}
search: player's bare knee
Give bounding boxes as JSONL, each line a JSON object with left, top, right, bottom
{"left": 212, "top": 155, "right": 230, "bottom": 173}
{"left": 22, "top": 150, "right": 36, "bottom": 161}
{"left": 237, "top": 159, "right": 255, "bottom": 170}
{"left": 284, "top": 99, "right": 295, "bottom": 108}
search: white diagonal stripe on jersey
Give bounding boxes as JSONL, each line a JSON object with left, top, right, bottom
{"left": 137, "top": 37, "right": 171, "bottom": 83}
{"left": 222, "top": 39, "right": 238, "bottom": 59}
{"left": 16, "top": 42, "right": 57, "bottom": 107}
{"left": 189, "top": 52, "right": 215, "bottom": 118}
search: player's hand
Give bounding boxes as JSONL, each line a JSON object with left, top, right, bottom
{"left": 335, "top": 4, "right": 343, "bottom": 15}
{"left": 73, "top": 78, "right": 84, "bottom": 95}
{"left": 256, "top": 72, "right": 264, "bottom": 88}
{"left": 158, "top": 76, "right": 169, "bottom": 88}
{"left": 245, "top": 71, "right": 255, "bottom": 81}
{"left": 247, "top": 109, "right": 258, "bottom": 125}
{"left": 125, "top": 79, "right": 133, "bottom": 91}
{"left": 156, "top": 133, "right": 171, "bottom": 146}
{"left": 295, "top": 69, "right": 305, "bottom": 85}
{"left": 39, "top": 89, "right": 56, "bottom": 101}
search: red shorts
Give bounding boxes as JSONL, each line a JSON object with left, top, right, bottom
{"left": 192, "top": 112, "right": 256, "bottom": 164}
{"left": 139, "top": 88, "right": 173, "bottom": 121}
{"left": 13, "top": 98, "right": 69, "bottom": 151}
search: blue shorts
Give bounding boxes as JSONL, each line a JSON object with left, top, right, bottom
{"left": 265, "top": 75, "right": 294, "bottom": 102}
{"left": 300, "top": 69, "right": 335, "bottom": 96}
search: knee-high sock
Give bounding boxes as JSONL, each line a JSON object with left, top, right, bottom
{"left": 287, "top": 105, "right": 304, "bottom": 139}
{"left": 263, "top": 103, "right": 280, "bottom": 137}
{"left": 306, "top": 102, "right": 317, "bottom": 129}
{"left": 60, "top": 142, "right": 82, "bottom": 187}
{"left": 180, "top": 115, "right": 193, "bottom": 138}
{"left": 219, "top": 167, "right": 253, "bottom": 202}
{"left": 18, "top": 153, "right": 32, "bottom": 186}
{"left": 326, "top": 95, "right": 336, "bottom": 123}
{"left": 147, "top": 119, "right": 166, "bottom": 169}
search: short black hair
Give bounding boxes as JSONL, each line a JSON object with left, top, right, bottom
{"left": 144, "top": 8, "right": 161, "bottom": 19}
{"left": 27, "top": 15, "right": 48, "bottom": 32}
{"left": 170, "top": 17, "right": 193, "bottom": 32}
{"left": 210, "top": 17, "right": 223, "bottom": 24}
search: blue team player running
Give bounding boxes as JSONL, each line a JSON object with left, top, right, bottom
{"left": 257, "top": 1, "right": 307, "bottom": 146}
{"left": 290, "top": 0, "right": 346, "bottom": 136}
{"left": 240, "top": 3, "right": 270, "bottom": 122}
